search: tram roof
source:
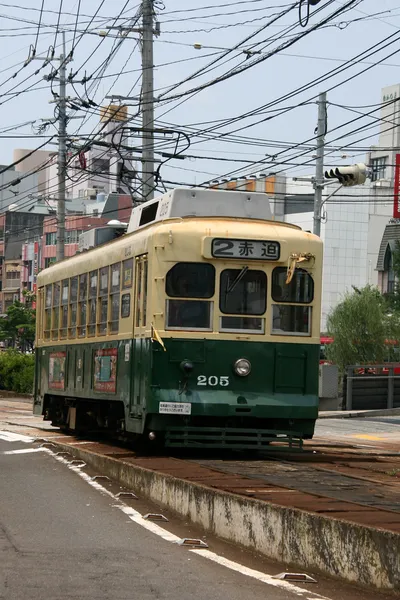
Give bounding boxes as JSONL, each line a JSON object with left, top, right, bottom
{"left": 127, "top": 187, "right": 274, "bottom": 233}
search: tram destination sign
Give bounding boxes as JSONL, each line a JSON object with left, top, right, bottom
{"left": 211, "top": 238, "right": 280, "bottom": 260}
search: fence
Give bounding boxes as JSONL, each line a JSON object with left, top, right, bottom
{"left": 344, "top": 364, "right": 400, "bottom": 411}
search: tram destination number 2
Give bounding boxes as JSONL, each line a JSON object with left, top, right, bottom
{"left": 212, "top": 238, "right": 280, "bottom": 260}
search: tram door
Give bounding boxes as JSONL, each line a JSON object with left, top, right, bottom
{"left": 130, "top": 255, "right": 149, "bottom": 416}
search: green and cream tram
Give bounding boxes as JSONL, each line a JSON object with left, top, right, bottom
{"left": 33, "top": 187, "right": 323, "bottom": 449}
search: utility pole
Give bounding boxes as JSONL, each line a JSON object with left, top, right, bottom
{"left": 56, "top": 31, "right": 67, "bottom": 262}
{"left": 141, "top": 0, "right": 155, "bottom": 201}
{"left": 313, "top": 92, "right": 327, "bottom": 237}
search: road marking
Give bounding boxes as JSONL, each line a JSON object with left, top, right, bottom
{"left": 3, "top": 447, "right": 46, "bottom": 455}
{"left": 45, "top": 448, "right": 334, "bottom": 600}
{"left": 189, "top": 550, "right": 331, "bottom": 599}
{"left": 0, "top": 430, "right": 34, "bottom": 443}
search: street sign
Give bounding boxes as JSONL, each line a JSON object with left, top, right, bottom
{"left": 393, "top": 154, "right": 400, "bottom": 218}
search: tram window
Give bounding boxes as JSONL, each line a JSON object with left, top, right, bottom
{"left": 98, "top": 297, "right": 108, "bottom": 336}
{"left": 89, "top": 270, "right": 98, "bottom": 298}
{"left": 220, "top": 316, "right": 264, "bottom": 334}
{"left": 44, "top": 285, "right": 52, "bottom": 339}
{"left": 166, "top": 299, "right": 212, "bottom": 331}
{"left": 100, "top": 266, "right": 108, "bottom": 295}
{"left": 111, "top": 263, "right": 121, "bottom": 292}
{"left": 88, "top": 298, "right": 97, "bottom": 336}
{"left": 142, "top": 259, "right": 148, "bottom": 326}
{"left": 166, "top": 262, "right": 215, "bottom": 298}
{"left": 135, "top": 259, "right": 143, "bottom": 327}
{"left": 78, "top": 273, "right": 87, "bottom": 337}
{"left": 52, "top": 282, "right": 60, "bottom": 340}
{"left": 271, "top": 305, "right": 311, "bottom": 336}
{"left": 220, "top": 269, "right": 266, "bottom": 316}
{"left": 272, "top": 267, "right": 314, "bottom": 303}
{"left": 122, "top": 259, "right": 133, "bottom": 289}
{"left": 69, "top": 277, "right": 78, "bottom": 338}
{"left": 110, "top": 263, "right": 121, "bottom": 333}
{"left": 60, "top": 280, "right": 69, "bottom": 338}
{"left": 121, "top": 293, "right": 130, "bottom": 318}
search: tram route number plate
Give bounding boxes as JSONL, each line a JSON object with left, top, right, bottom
{"left": 159, "top": 402, "right": 191, "bottom": 415}
{"left": 211, "top": 238, "right": 280, "bottom": 260}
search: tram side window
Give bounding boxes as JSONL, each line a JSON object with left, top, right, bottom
{"left": 165, "top": 262, "right": 215, "bottom": 331}
{"left": 44, "top": 284, "right": 52, "bottom": 339}
{"left": 219, "top": 269, "right": 266, "bottom": 334}
{"left": 122, "top": 258, "right": 133, "bottom": 289}
{"left": 110, "top": 263, "right": 121, "bottom": 333}
{"left": 88, "top": 270, "right": 98, "bottom": 337}
{"left": 98, "top": 266, "right": 109, "bottom": 336}
{"left": 78, "top": 273, "right": 87, "bottom": 337}
{"left": 69, "top": 276, "right": 78, "bottom": 338}
{"left": 60, "top": 279, "right": 69, "bottom": 339}
{"left": 271, "top": 268, "right": 314, "bottom": 336}
{"left": 51, "top": 282, "right": 60, "bottom": 340}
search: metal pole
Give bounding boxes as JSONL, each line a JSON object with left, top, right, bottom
{"left": 346, "top": 367, "right": 353, "bottom": 411}
{"left": 313, "top": 92, "right": 327, "bottom": 236}
{"left": 56, "top": 31, "right": 67, "bottom": 262}
{"left": 141, "top": 0, "right": 155, "bottom": 201}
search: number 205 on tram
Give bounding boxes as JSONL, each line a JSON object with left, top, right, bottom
{"left": 33, "top": 187, "right": 322, "bottom": 450}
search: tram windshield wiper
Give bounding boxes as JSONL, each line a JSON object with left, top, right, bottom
{"left": 227, "top": 266, "right": 249, "bottom": 294}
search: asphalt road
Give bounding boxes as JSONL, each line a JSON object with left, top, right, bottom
{"left": 0, "top": 435, "right": 329, "bottom": 600}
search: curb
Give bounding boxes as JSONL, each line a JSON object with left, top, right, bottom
{"left": 319, "top": 407, "right": 400, "bottom": 419}
{"left": 45, "top": 439, "right": 400, "bottom": 592}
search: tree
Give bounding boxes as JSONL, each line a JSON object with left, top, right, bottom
{"left": 0, "top": 301, "right": 36, "bottom": 352}
{"left": 385, "top": 240, "right": 400, "bottom": 312}
{"left": 326, "top": 285, "right": 400, "bottom": 372}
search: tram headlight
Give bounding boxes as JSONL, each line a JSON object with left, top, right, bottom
{"left": 234, "top": 358, "right": 251, "bottom": 377}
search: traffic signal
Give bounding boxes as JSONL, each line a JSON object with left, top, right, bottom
{"left": 324, "top": 163, "right": 367, "bottom": 186}
{"left": 308, "top": 0, "right": 322, "bottom": 4}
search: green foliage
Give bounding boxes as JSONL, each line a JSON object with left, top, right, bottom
{"left": 0, "top": 301, "right": 35, "bottom": 351}
{"left": 385, "top": 240, "right": 400, "bottom": 312}
{"left": 326, "top": 285, "right": 400, "bottom": 372}
{"left": 0, "top": 349, "right": 34, "bottom": 394}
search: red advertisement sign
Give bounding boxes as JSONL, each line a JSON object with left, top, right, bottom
{"left": 94, "top": 348, "right": 117, "bottom": 393}
{"left": 394, "top": 154, "right": 400, "bottom": 218}
{"left": 49, "top": 352, "right": 66, "bottom": 390}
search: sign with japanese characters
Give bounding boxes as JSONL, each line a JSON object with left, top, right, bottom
{"left": 93, "top": 348, "right": 117, "bottom": 393}
{"left": 394, "top": 154, "right": 400, "bottom": 219}
{"left": 211, "top": 238, "right": 280, "bottom": 260}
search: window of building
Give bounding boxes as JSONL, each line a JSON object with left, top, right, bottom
{"left": 272, "top": 268, "right": 314, "bottom": 304}
{"left": 45, "top": 232, "right": 57, "bottom": 246}
{"left": 166, "top": 263, "right": 215, "bottom": 298}
{"left": 78, "top": 273, "right": 87, "bottom": 337}
{"left": 45, "top": 257, "right": 56, "bottom": 268}
{"left": 52, "top": 282, "right": 60, "bottom": 340}
{"left": 92, "top": 157, "right": 109, "bottom": 174}
{"left": 371, "top": 156, "right": 387, "bottom": 182}
{"left": 110, "top": 263, "right": 121, "bottom": 333}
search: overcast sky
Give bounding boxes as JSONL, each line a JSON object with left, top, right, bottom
{"left": 1, "top": 0, "right": 400, "bottom": 188}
